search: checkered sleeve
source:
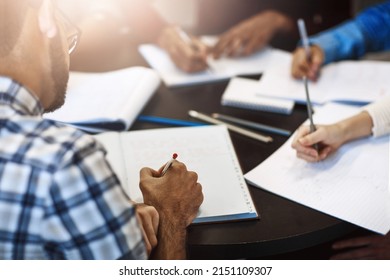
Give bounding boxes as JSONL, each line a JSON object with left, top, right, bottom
{"left": 42, "top": 133, "right": 147, "bottom": 260}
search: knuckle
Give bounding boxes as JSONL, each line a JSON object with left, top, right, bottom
{"left": 188, "top": 171, "right": 198, "bottom": 182}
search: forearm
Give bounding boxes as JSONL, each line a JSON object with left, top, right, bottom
{"left": 309, "top": 2, "right": 390, "bottom": 64}
{"left": 150, "top": 219, "right": 187, "bottom": 260}
{"left": 338, "top": 111, "right": 373, "bottom": 144}
{"left": 309, "top": 20, "right": 366, "bottom": 64}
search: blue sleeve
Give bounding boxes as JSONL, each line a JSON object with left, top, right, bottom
{"left": 308, "top": 1, "right": 390, "bottom": 64}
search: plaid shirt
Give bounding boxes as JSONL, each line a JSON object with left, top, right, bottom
{"left": 0, "top": 76, "right": 147, "bottom": 259}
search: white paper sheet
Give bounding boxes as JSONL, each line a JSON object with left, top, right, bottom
{"left": 139, "top": 41, "right": 291, "bottom": 87}
{"left": 256, "top": 57, "right": 390, "bottom": 105}
{"left": 245, "top": 103, "right": 390, "bottom": 234}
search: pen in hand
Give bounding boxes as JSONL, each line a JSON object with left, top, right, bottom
{"left": 161, "top": 153, "right": 178, "bottom": 176}
{"left": 298, "top": 19, "right": 319, "bottom": 152}
{"left": 175, "top": 27, "right": 212, "bottom": 72}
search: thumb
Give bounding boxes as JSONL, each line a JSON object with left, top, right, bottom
{"left": 140, "top": 167, "right": 160, "bottom": 179}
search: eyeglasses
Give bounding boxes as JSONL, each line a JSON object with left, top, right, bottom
{"left": 58, "top": 10, "right": 81, "bottom": 54}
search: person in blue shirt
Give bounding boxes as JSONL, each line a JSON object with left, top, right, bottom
{"left": 291, "top": 0, "right": 390, "bottom": 81}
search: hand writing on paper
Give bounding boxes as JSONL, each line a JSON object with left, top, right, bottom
{"left": 158, "top": 26, "right": 209, "bottom": 73}
{"left": 291, "top": 45, "right": 324, "bottom": 81}
{"left": 139, "top": 160, "right": 203, "bottom": 259}
{"left": 291, "top": 125, "right": 344, "bottom": 162}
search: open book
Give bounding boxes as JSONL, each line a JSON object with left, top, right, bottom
{"left": 256, "top": 55, "right": 390, "bottom": 105}
{"left": 94, "top": 125, "right": 258, "bottom": 224}
{"left": 245, "top": 103, "right": 390, "bottom": 234}
{"left": 139, "top": 39, "right": 291, "bottom": 87}
{"left": 44, "top": 67, "right": 161, "bottom": 133}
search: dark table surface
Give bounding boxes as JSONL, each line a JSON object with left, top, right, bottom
{"left": 130, "top": 75, "right": 358, "bottom": 260}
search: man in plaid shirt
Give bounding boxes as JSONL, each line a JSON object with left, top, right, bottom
{"left": 0, "top": 0, "right": 203, "bottom": 260}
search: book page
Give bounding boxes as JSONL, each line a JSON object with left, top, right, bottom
{"left": 139, "top": 42, "right": 291, "bottom": 87}
{"left": 118, "top": 125, "right": 257, "bottom": 223}
{"left": 93, "top": 132, "right": 127, "bottom": 190}
{"left": 44, "top": 67, "right": 160, "bottom": 131}
{"left": 245, "top": 103, "right": 390, "bottom": 234}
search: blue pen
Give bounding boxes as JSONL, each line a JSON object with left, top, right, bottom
{"left": 137, "top": 115, "right": 206, "bottom": 127}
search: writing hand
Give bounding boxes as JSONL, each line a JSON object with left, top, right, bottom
{"left": 291, "top": 45, "right": 324, "bottom": 81}
{"left": 158, "top": 26, "right": 209, "bottom": 73}
{"left": 140, "top": 161, "right": 203, "bottom": 228}
{"left": 291, "top": 125, "right": 344, "bottom": 162}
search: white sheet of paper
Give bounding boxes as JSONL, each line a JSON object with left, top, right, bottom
{"left": 139, "top": 41, "right": 291, "bottom": 87}
{"left": 256, "top": 57, "right": 390, "bottom": 104}
{"left": 245, "top": 103, "right": 390, "bottom": 234}
{"left": 95, "top": 125, "right": 257, "bottom": 223}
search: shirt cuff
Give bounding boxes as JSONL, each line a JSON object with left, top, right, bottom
{"left": 363, "top": 97, "right": 390, "bottom": 137}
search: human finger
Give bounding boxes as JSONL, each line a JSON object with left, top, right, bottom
{"left": 330, "top": 247, "right": 374, "bottom": 260}
{"left": 291, "top": 48, "right": 311, "bottom": 79}
{"left": 332, "top": 235, "right": 380, "bottom": 250}
{"left": 212, "top": 32, "right": 238, "bottom": 58}
{"left": 140, "top": 167, "right": 160, "bottom": 179}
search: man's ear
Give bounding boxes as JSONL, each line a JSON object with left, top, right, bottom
{"left": 38, "top": 0, "right": 57, "bottom": 38}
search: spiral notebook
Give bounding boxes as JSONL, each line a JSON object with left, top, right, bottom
{"left": 94, "top": 125, "right": 258, "bottom": 224}
{"left": 221, "top": 77, "right": 294, "bottom": 115}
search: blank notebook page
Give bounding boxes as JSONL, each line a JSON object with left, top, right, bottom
{"left": 122, "top": 126, "right": 256, "bottom": 221}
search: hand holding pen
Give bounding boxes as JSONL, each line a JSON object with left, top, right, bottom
{"left": 291, "top": 45, "right": 324, "bottom": 81}
{"left": 291, "top": 20, "right": 324, "bottom": 81}
{"left": 158, "top": 26, "right": 209, "bottom": 73}
{"left": 161, "top": 153, "right": 178, "bottom": 176}
{"left": 297, "top": 19, "right": 319, "bottom": 152}
{"left": 291, "top": 125, "right": 344, "bottom": 162}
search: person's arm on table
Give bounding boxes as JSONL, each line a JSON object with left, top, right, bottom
{"left": 291, "top": 111, "right": 373, "bottom": 162}
{"left": 291, "top": 97, "right": 390, "bottom": 162}
{"left": 291, "top": 2, "right": 390, "bottom": 81}
{"left": 158, "top": 26, "right": 209, "bottom": 73}
{"left": 212, "top": 10, "right": 294, "bottom": 59}
{"left": 139, "top": 161, "right": 203, "bottom": 260}
{"left": 331, "top": 232, "right": 390, "bottom": 259}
